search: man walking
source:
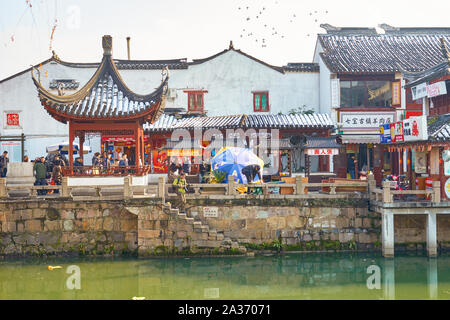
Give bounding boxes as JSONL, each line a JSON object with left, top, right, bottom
{"left": 0, "top": 151, "right": 9, "bottom": 178}
{"left": 172, "top": 172, "right": 187, "bottom": 213}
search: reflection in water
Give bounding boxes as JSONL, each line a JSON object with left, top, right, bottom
{"left": 428, "top": 259, "right": 438, "bottom": 300}
{"left": 0, "top": 254, "right": 449, "bottom": 300}
{"left": 384, "top": 259, "right": 395, "bottom": 300}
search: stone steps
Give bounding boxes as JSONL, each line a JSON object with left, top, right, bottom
{"left": 162, "top": 200, "right": 244, "bottom": 250}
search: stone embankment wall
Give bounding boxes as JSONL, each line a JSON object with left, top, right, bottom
{"left": 136, "top": 198, "right": 383, "bottom": 255}
{"left": 1, "top": 198, "right": 450, "bottom": 257}
{"left": 0, "top": 200, "right": 138, "bottom": 256}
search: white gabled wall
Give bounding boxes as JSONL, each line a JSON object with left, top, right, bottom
{"left": 313, "top": 39, "right": 336, "bottom": 123}
{"left": 0, "top": 49, "right": 321, "bottom": 161}
{"left": 119, "top": 50, "right": 320, "bottom": 116}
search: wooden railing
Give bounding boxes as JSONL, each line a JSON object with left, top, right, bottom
{"left": 61, "top": 165, "right": 151, "bottom": 177}
{"left": 166, "top": 175, "right": 369, "bottom": 198}
{"left": 368, "top": 177, "right": 441, "bottom": 204}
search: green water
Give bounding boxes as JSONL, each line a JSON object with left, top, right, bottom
{"left": 0, "top": 253, "right": 449, "bottom": 300}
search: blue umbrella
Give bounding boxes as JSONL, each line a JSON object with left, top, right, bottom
{"left": 211, "top": 147, "right": 264, "bottom": 183}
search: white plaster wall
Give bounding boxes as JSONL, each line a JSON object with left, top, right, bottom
{"left": 0, "top": 50, "right": 320, "bottom": 160}
{"left": 313, "top": 41, "right": 332, "bottom": 117}
{"left": 119, "top": 50, "right": 320, "bottom": 116}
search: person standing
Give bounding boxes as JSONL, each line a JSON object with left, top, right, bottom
{"left": 347, "top": 154, "right": 357, "bottom": 180}
{"left": 183, "top": 156, "right": 191, "bottom": 175}
{"left": 52, "top": 158, "right": 63, "bottom": 193}
{"left": 0, "top": 151, "right": 9, "bottom": 178}
{"left": 172, "top": 172, "right": 187, "bottom": 213}
{"left": 33, "top": 157, "right": 48, "bottom": 195}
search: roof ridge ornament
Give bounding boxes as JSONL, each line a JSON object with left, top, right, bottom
{"left": 320, "top": 23, "right": 340, "bottom": 33}
{"left": 229, "top": 40, "right": 234, "bottom": 50}
{"left": 161, "top": 66, "right": 169, "bottom": 81}
{"left": 52, "top": 50, "right": 60, "bottom": 61}
{"left": 102, "top": 35, "right": 113, "bottom": 56}
{"left": 378, "top": 23, "right": 399, "bottom": 33}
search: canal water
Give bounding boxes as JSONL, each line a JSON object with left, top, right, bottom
{"left": 0, "top": 253, "right": 449, "bottom": 300}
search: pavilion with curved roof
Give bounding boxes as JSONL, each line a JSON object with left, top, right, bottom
{"left": 32, "top": 35, "right": 169, "bottom": 176}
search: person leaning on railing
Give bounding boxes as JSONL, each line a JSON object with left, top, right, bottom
{"left": 74, "top": 157, "right": 84, "bottom": 175}
{"left": 33, "top": 157, "right": 48, "bottom": 195}
{"left": 52, "top": 159, "right": 63, "bottom": 194}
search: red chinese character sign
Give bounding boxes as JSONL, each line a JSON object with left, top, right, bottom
{"left": 390, "top": 122, "right": 404, "bottom": 143}
{"left": 3, "top": 112, "right": 21, "bottom": 129}
{"left": 392, "top": 81, "right": 401, "bottom": 106}
{"left": 306, "top": 149, "right": 339, "bottom": 156}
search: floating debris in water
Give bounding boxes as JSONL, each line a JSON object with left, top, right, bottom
{"left": 48, "top": 266, "right": 63, "bottom": 271}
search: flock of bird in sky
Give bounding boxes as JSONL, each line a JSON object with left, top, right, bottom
{"left": 237, "top": 1, "right": 329, "bottom": 48}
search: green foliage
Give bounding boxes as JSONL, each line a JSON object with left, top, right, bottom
{"left": 212, "top": 170, "right": 227, "bottom": 183}
{"left": 278, "top": 105, "right": 315, "bottom": 116}
{"left": 348, "top": 239, "right": 357, "bottom": 250}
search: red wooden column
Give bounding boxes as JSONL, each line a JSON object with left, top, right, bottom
{"left": 134, "top": 122, "right": 141, "bottom": 169}
{"left": 79, "top": 132, "right": 85, "bottom": 164}
{"left": 140, "top": 130, "right": 145, "bottom": 166}
{"left": 68, "top": 121, "right": 74, "bottom": 170}
{"left": 439, "top": 147, "right": 445, "bottom": 199}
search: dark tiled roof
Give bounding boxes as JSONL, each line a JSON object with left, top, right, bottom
{"left": 243, "top": 114, "right": 334, "bottom": 129}
{"left": 405, "top": 38, "right": 450, "bottom": 87}
{"left": 318, "top": 32, "right": 450, "bottom": 73}
{"left": 283, "top": 63, "right": 319, "bottom": 73}
{"left": 428, "top": 114, "right": 450, "bottom": 141}
{"left": 404, "top": 62, "right": 450, "bottom": 88}
{"left": 305, "top": 136, "right": 341, "bottom": 149}
{"left": 145, "top": 113, "right": 334, "bottom": 132}
{"left": 173, "top": 115, "right": 244, "bottom": 130}
{"left": 32, "top": 36, "right": 168, "bottom": 123}
{"left": 145, "top": 114, "right": 178, "bottom": 132}
{"left": 115, "top": 59, "right": 188, "bottom": 70}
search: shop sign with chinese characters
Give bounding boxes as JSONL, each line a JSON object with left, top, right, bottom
{"left": 340, "top": 112, "right": 395, "bottom": 129}
{"left": 306, "top": 149, "right": 339, "bottom": 156}
{"left": 380, "top": 124, "right": 392, "bottom": 144}
{"left": 390, "top": 122, "right": 404, "bottom": 143}
{"left": 403, "top": 115, "right": 428, "bottom": 142}
{"left": 3, "top": 111, "right": 22, "bottom": 129}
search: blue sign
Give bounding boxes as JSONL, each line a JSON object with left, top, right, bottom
{"left": 380, "top": 124, "right": 391, "bottom": 144}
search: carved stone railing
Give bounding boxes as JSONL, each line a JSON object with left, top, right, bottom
{"left": 369, "top": 179, "right": 441, "bottom": 204}
{"left": 165, "top": 175, "right": 369, "bottom": 199}
{"left": 62, "top": 165, "right": 151, "bottom": 177}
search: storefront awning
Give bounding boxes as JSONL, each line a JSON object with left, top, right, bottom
{"left": 341, "top": 135, "right": 380, "bottom": 144}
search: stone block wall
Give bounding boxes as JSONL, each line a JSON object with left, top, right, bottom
{"left": 0, "top": 200, "right": 138, "bottom": 256}
{"left": 394, "top": 215, "right": 450, "bottom": 251}
{"left": 2, "top": 197, "right": 450, "bottom": 257}
{"left": 183, "top": 198, "right": 381, "bottom": 251}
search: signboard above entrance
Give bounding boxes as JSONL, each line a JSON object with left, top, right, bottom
{"left": 306, "top": 149, "right": 339, "bottom": 156}
{"left": 340, "top": 112, "right": 395, "bottom": 129}
{"left": 403, "top": 115, "right": 428, "bottom": 142}
{"left": 411, "top": 81, "right": 447, "bottom": 100}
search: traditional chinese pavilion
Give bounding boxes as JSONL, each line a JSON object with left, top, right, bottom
{"left": 31, "top": 35, "right": 168, "bottom": 176}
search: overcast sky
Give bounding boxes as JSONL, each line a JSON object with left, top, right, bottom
{"left": 0, "top": 0, "right": 449, "bottom": 80}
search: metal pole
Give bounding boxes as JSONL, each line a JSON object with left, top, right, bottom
{"left": 21, "top": 133, "right": 25, "bottom": 161}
